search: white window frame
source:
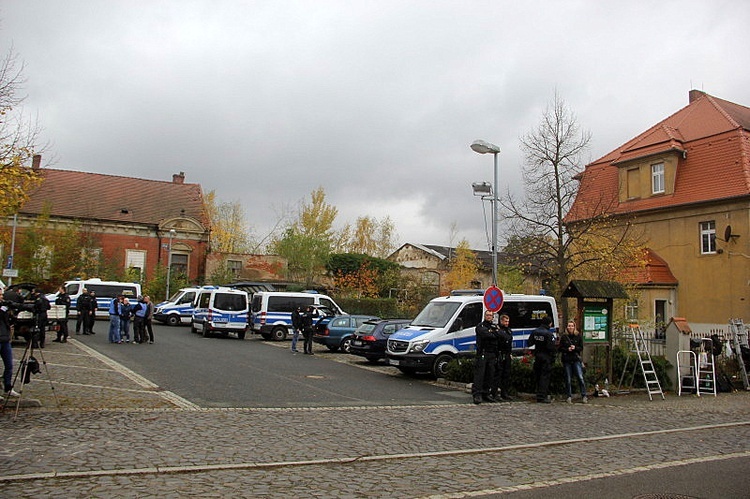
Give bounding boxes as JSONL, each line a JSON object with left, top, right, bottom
{"left": 625, "top": 300, "right": 639, "bottom": 322}
{"left": 651, "top": 162, "right": 665, "bottom": 194}
{"left": 700, "top": 221, "right": 716, "bottom": 254}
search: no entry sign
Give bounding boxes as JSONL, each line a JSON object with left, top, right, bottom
{"left": 483, "top": 285, "right": 504, "bottom": 312}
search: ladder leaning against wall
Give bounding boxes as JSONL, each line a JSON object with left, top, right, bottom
{"left": 629, "top": 324, "right": 665, "bottom": 400}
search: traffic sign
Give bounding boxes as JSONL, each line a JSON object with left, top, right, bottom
{"left": 483, "top": 285, "right": 504, "bottom": 312}
{"left": 2, "top": 268, "right": 19, "bottom": 278}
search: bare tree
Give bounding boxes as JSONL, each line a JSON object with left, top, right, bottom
{"left": 501, "top": 92, "right": 640, "bottom": 319}
{"left": 0, "top": 47, "right": 44, "bottom": 218}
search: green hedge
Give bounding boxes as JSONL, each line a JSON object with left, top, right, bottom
{"left": 335, "top": 297, "right": 409, "bottom": 319}
{"left": 445, "top": 349, "right": 673, "bottom": 394}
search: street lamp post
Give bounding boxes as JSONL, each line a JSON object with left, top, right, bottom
{"left": 470, "top": 139, "right": 501, "bottom": 286}
{"left": 165, "top": 229, "right": 176, "bottom": 301}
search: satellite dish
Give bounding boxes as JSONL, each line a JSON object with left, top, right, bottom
{"left": 724, "top": 225, "right": 740, "bottom": 242}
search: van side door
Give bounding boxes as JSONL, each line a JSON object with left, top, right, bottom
{"left": 452, "top": 302, "right": 484, "bottom": 352}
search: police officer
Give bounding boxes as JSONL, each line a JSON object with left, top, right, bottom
{"left": 76, "top": 288, "right": 91, "bottom": 335}
{"left": 472, "top": 310, "right": 501, "bottom": 404}
{"left": 53, "top": 286, "right": 71, "bottom": 343}
{"left": 495, "top": 314, "right": 514, "bottom": 401}
{"left": 527, "top": 315, "right": 557, "bottom": 403}
{"left": 301, "top": 305, "right": 320, "bottom": 355}
{"left": 32, "top": 288, "right": 50, "bottom": 348}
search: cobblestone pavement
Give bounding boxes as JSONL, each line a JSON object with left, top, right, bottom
{"left": 1, "top": 338, "right": 749, "bottom": 497}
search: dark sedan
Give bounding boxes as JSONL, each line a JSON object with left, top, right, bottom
{"left": 349, "top": 318, "right": 411, "bottom": 362}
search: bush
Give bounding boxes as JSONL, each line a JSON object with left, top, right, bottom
{"left": 444, "top": 354, "right": 569, "bottom": 396}
{"left": 611, "top": 346, "right": 673, "bottom": 391}
{"left": 335, "top": 297, "right": 409, "bottom": 318}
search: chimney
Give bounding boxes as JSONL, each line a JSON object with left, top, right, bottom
{"left": 689, "top": 89, "right": 705, "bottom": 103}
{"left": 172, "top": 171, "right": 185, "bottom": 184}
{"left": 32, "top": 154, "right": 42, "bottom": 170}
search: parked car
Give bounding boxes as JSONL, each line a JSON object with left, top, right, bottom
{"left": 313, "top": 314, "right": 379, "bottom": 353}
{"left": 349, "top": 318, "right": 411, "bottom": 362}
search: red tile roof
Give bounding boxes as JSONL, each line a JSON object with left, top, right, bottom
{"left": 567, "top": 91, "right": 750, "bottom": 222}
{"left": 20, "top": 169, "right": 208, "bottom": 227}
{"left": 621, "top": 248, "right": 678, "bottom": 286}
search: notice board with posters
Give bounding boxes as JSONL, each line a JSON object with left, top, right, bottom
{"left": 582, "top": 304, "right": 610, "bottom": 343}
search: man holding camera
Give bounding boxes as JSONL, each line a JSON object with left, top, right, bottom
{"left": 0, "top": 288, "right": 20, "bottom": 397}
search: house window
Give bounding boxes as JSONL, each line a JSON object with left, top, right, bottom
{"left": 126, "top": 250, "right": 146, "bottom": 280}
{"left": 625, "top": 300, "right": 639, "bottom": 322}
{"left": 700, "top": 221, "right": 716, "bottom": 254}
{"left": 171, "top": 253, "right": 188, "bottom": 276}
{"left": 227, "top": 259, "right": 242, "bottom": 277}
{"left": 651, "top": 163, "right": 665, "bottom": 194}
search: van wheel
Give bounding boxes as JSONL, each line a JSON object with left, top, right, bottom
{"left": 432, "top": 353, "right": 454, "bottom": 379}
{"left": 167, "top": 315, "right": 180, "bottom": 327}
{"left": 340, "top": 337, "right": 353, "bottom": 354}
{"left": 270, "top": 326, "right": 287, "bottom": 341}
{"left": 237, "top": 331, "right": 246, "bottom": 340}
{"left": 190, "top": 323, "right": 197, "bottom": 334}
{"left": 202, "top": 325, "right": 211, "bottom": 338}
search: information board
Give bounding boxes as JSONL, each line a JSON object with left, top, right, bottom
{"left": 582, "top": 305, "right": 609, "bottom": 342}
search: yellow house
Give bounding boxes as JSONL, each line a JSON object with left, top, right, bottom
{"left": 566, "top": 90, "right": 750, "bottom": 334}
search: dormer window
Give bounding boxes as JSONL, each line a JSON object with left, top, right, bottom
{"left": 651, "top": 162, "right": 665, "bottom": 194}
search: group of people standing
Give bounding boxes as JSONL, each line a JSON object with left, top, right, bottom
{"left": 290, "top": 305, "right": 320, "bottom": 355}
{"left": 108, "top": 294, "right": 155, "bottom": 345}
{"left": 473, "top": 312, "right": 588, "bottom": 404}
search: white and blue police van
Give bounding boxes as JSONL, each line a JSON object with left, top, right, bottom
{"left": 385, "top": 290, "right": 558, "bottom": 378}
{"left": 154, "top": 287, "right": 201, "bottom": 326}
{"left": 47, "top": 278, "right": 141, "bottom": 318}
{"left": 250, "top": 291, "right": 345, "bottom": 341}
{"left": 190, "top": 286, "right": 249, "bottom": 339}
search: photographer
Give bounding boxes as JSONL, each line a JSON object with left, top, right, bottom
{"left": 1, "top": 288, "right": 21, "bottom": 397}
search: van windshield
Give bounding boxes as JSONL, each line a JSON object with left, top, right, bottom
{"left": 411, "top": 302, "right": 460, "bottom": 328}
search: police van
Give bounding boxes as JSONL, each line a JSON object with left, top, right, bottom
{"left": 47, "top": 278, "right": 141, "bottom": 318}
{"left": 385, "top": 290, "right": 558, "bottom": 378}
{"left": 190, "top": 286, "right": 249, "bottom": 339}
{"left": 250, "top": 291, "right": 345, "bottom": 341}
{"left": 154, "top": 287, "right": 201, "bottom": 326}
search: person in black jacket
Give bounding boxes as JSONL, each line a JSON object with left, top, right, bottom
{"left": 53, "top": 286, "right": 71, "bottom": 343}
{"left": 32, "top": 288, "right": 50, "bottom": 349}
{"left": 0, "top": 288, "right": 20, "bottom": 397}
{"left": 301, "top": 306, "right": 319, "bottom": 355}
{"left": 290, "top": 307, "right": 302, "bottom": 353}
{"left": 76, "top": 288, "right": 92, "bottom": 335}
{"left": 527, "top": 315, "right": 556, "bottom": 403}
{"left": 472, "top": 310, "right": 501, "bottom": 404}
{"left": 494, "top": 314, "right": 514, "bottom": 401}
{"left": 559, "top": 320, "right": 587, "bottom": 403}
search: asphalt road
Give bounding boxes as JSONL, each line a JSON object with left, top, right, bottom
{"left": 73, "top": 321, "right": 466, "bottom": 408}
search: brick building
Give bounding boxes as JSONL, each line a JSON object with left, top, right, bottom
{"left": 7, "top": 162, "right": 210, "bottom": 285}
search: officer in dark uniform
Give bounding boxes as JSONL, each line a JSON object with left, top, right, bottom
{"left": 301, "top": 306, "right": 319, "bottom": 355}
{"left": 53, "top": 286, "right": 71, "bottom": 343}
{"left": 76, "top": 288, "right": 91, "bottom": 335}
{"left": 32, "top": 288, "right": 50, "bottom": 348}
{"left": 527, "top": 315, "right": 557, "bottom": 403}
{"left": 472, "top": 310, "right": 501, "bottom": 404}
{"left": 494, "top": 313, "right": 514, "bottom": 401}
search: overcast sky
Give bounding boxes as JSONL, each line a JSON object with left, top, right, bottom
{"left": 2, "top": 1, "right": 748, "bottom": 253}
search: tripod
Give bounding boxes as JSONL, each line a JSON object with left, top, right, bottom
{"left": 3, "top": 327, "right": 62, "bottom": 420}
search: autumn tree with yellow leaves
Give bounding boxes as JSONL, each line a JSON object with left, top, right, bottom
{"left": 444, "top": 239, "right": 479, "bottom": 291}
